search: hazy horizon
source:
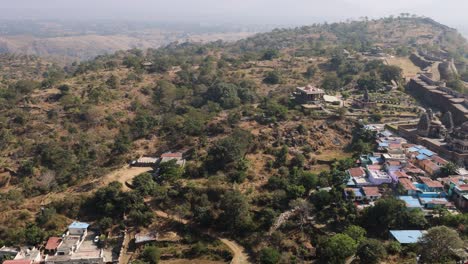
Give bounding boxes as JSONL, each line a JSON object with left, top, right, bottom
{"left": 1, "top": 0, "right": 467, "bottom": 30}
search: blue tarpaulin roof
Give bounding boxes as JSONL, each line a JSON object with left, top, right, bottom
{"left": 69, "top": 221, "right": 90, "bottom": 229}
{"left": 408, "top": 147, "right": 420, "bottom": 152}
{"left": 416, "top": 154, "right": 428, "bottom": 160}
{"left": 398, "top": 196, "right": 423, "bottom": 208}
{"left": 418, "top": 149, "right": 434, "bottom": 157}
{"left": 390, "top": 230, "right": 424, "bottom": 244}
{"left": 378, "top": 142, "right": 389, "bottom": 147}
{"left": 369, "top": 157, "right": 383, "bottom": 164}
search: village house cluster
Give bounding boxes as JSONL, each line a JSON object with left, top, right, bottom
{"left": 1, "top": 222, "right": 113, "bottom": 264}
{"left": 0, "top": 152, "right": 188, "bottom": 264}
{"left": 345, "top": 124, "right": 468, "bottom": 214}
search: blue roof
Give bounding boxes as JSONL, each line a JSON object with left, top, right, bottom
{"left": 398, "top": 196, "right": 423, "bottom": 208}
{"left": 390, "top": 230, "right": 424, "bottom": 244}
{"left": 369, "top": 157, "right": 383, "bottom": 164}
{"left": 378, "top": 142, "right": 389, "bottom": 147}
{"left": 418, "top": 149, "right": 434, "bottom": 157}
{"left": 408, "top": 147, "right": 420, "bottom": 152}
{"left": 416, "top": 154, "right": 428, "bottom": 160}
{"left": 68, "top": 221, "right": 90, "bottom": 229}
{"left": 381, "top": 130, "right": 393, "bottom": 137}
{"left": 352, "top": 188, "right": 364, "bottom": 197}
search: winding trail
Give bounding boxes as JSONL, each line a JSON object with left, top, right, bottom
{"left": 153, "top": 210, "right": 250, "bottom": 264}
{"left": 219, "top": 238, "right": 250, "bottom": 264}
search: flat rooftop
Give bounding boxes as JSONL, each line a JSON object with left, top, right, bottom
{"left": 368, "top": 169, "right": 391, "bottom": 179}
{"left": 296, "top": 85, "right": 324, "bottom": 94}
{"left": 398, "top": 196, "right": 422, "bottom": 208}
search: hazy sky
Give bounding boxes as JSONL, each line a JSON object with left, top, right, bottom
{"left": 1, "top": 0, "right": 467, "bottom": 27}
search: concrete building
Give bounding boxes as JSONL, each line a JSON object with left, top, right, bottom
{"left": 131, "top": 157, "right": 159, "bottom": 167}
{"left": 45, "top": 222, "right": 105, "bottom": 264}
{"left": 367, "top": 167, "right": 393, "bottom": 185}
{"left": 294, "top": 85, "right": 325, "bottom": 104}
{"left": 160, "top": 152, "right": 186, "bottom": 167}
{"left": 446, "top": 176, "right": 468, "bottom": 211}
{"left": 68, "top": 222, "right": 90, "bottom": 236}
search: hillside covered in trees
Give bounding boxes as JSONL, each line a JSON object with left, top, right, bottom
{"left": 0, "top": 15, "right": 467, "bottom": 263}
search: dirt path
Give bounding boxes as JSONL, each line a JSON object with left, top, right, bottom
{"left": 219, "top": 238, "right": 250, "bottom": 264}
{"left": 101, "top": 165, "right": 153, "bottom": 191}
{"left": 153, "top": 210, "right": 251, "bottom": 264}
{"left": 154, "top": 210, "right": 189, "bottom": 225}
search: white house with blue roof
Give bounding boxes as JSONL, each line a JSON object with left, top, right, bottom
{"left": 68, "top": 221, "right": 90, "bottom": 236}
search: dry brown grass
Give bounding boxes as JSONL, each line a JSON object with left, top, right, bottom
{"left": 385, "top": 56, "right": 421, "bottom": 78}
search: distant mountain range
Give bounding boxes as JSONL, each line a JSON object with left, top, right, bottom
{"left": 0, "top": 20, "right": 268, "bottom": 62}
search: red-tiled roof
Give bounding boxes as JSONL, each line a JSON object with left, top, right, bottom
{"left": 403, "top": 162, "right": 424, "bottom": 174}
{"left": 3, "top": 260, "right": 32, "bottom": 264}
{"left": 394, "top": 170, "right": 410, "bottom": 178}
{"left": 399, "top": 178, "right": 417, "bottom": 191}
{"left": 431, "top": 155, "right": 448, "bottom": 165}
{"left": 45, "top": 236, "right": 62, "bottom": 250}
{"left": 420, "top": 177, "right": 444, "bottom": 188}
{"left": 161, "top": 152, "right": 183, "bottom": 158}
{"left": 387, "top": 160, "right": 401, "bottom": 166}
{"left": 368, "top": 165, "right": 382, "bottom": 170}
{"left": 362, "top": 187, "right": 381, "bottom": 196}
{"left": 348, "top": 167, "right": 366, "bottom": 178}
{"left": 389, "top": 143, "right": 401, "bottom": 149}
{"left": 458, "top": 184, "right": 468, "bottom": 191}
{"left": 421, "top": 159, "right": 440, "bottom": 171}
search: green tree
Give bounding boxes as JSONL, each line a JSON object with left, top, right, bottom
{"left": 159, "top": 160, "right": 183, "bottom": 182}
{"left": 275, "top": 145, "right": 289, "bottom": 167}
{"left": 362, "top": 198, "right": 426, "bottom": 235}
{"left": 219, "top": 190, "right": 253, "bottom": 234}
{"left": 206, "top": 82, "right": 241, "bottom": 109}
{"left": 207, "top": 129, "right": 253, "bottom": 171}
{"left": 259, "top": 247, "right": 281, "bottom": 264}
{"left": 380, "top": 65, "right": 402, "bottom": 83}
{"left": 320, "top": 233, "right": 358, "bottom": 264}
{"left": 153, "top": 80, "right": 177, "bottom": 110}
{"left": 263, "top": 71, "right": 281, "bottom": 84}
{"left": 261, "top": 49, "right": 279, "bottom": 60}
{"left": 344, "top": 225, "right": 366, "bottom": 243}
{"left": 357, "top": 74, "right": 382, "bottom": 91}
{"left": 304, "top": 66, "right": 317, "bottom": 79}
{"left": 321, "top": 73, "right": 341, "bottom": 90}
{"left": 419, "top": 226, "right": 463, "bottom": 263}
{"left": 357, "top": 239, "right": 386, "bottom": 264}
{"left": 106, "top": 75, "right": 120, "bottom": 89}
{"left": 141, "top": 245, "right": 160, "bottom": 264}
{"left": 440, "top": 162, "right": 459, "bottom": 177}
{"left": 58, "top": 84, "right": 70, "bottom": 96}
{"left": 24, "top": 224, "right": 45, "bottom": 245}
{"left": 132, "top": 173, "right": 157, "bottom": 195}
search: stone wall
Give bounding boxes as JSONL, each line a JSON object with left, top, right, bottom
{"left": 407, "top": 76, "right": 468, "bottom": 126}
{"left": 410, "top": 53, "right": 433, "bottom": 69}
